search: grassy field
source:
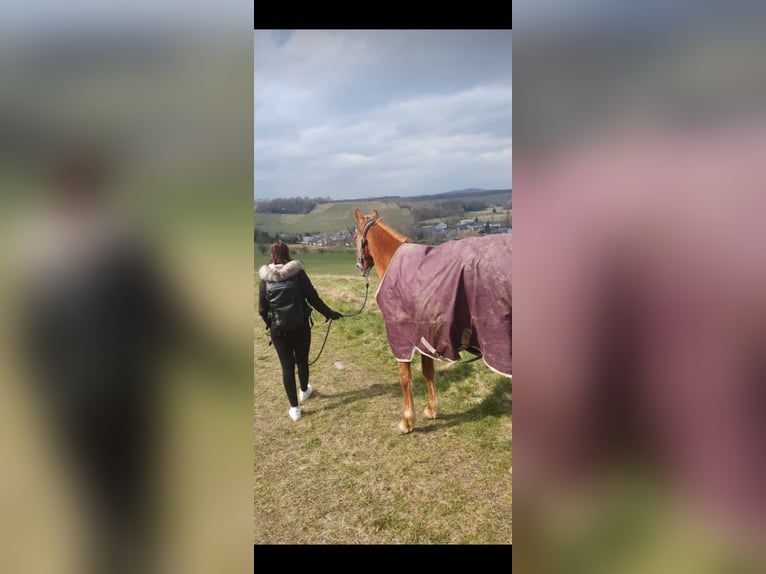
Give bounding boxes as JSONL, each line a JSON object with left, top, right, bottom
{"left": 255, "top": 248, "right": 358, "bottom": 276}
{"left": 253, "top": 252, "right": 512, "bottom": 544}
{"left": 464, "top": 207, "right": 512, "bottom": 223}
{"left": 253, "top": 200, "right": 414, "bottom": 235}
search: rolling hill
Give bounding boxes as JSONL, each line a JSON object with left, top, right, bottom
{"left": 254, "top": 188, "right": 511, "bottom": 237}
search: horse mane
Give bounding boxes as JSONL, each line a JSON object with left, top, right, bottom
{"left": 373, "top": 218, "right": 408, "bottom": 243}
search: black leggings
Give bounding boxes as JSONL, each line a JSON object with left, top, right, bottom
{"left": 271, "top": 324, "right": 311, "bottom": 408}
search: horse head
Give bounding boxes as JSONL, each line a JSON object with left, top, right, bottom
{"left": 353, "top": 208, "right": 379, "bottom": 276}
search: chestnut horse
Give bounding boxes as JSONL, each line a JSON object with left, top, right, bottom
{"left": 354, "top": 208, "right": 512, "bottom": 434}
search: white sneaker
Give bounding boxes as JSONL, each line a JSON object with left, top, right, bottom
{"left": 288, "top": 407, "right": 301, "bottom": 421}
{"left": 299, "top": 384, "right": 314, "bottom": 403}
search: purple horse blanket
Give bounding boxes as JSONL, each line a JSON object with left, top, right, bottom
{"left": 375, "top": 234, "right": 512, "bottom": 377}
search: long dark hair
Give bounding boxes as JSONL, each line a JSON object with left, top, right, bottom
{"left": 269, "top": 240, "right": 292, "bottom": 264}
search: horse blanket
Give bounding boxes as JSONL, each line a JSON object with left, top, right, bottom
{"left": 375, "top": 234, "right": 512, "bottom": 377}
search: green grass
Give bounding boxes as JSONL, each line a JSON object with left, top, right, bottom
{"left": 254, "top": 249, "right": 358, "bottom": 277}
{"left": 254, "top": 200, "right": 414, "bottom": 235}
{"left": 254, "top": 253, "right": 512, "bottom": 544}
{"left": 464, "top": 206, "right": 512, "bottom": 221}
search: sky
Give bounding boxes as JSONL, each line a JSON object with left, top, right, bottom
{"left": 254, "top": 30, "right": 512, "bottom": 201}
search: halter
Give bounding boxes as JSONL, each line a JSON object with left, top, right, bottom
{"left": 355, "top": 216, "right": 378, "bottom": 277}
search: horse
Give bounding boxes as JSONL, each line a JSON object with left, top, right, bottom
{"left": 353, "top": 208, "right": 512, "bottom": 434}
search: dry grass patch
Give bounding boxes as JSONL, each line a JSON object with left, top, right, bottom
{"left": 254, "top": 270, "right": 511, "bottom": 544}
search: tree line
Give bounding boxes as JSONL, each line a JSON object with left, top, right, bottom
{"left": 401, "top": 198, "right": 500, "bottom": 222}
{"left": 255, "top": 196, "right": 331, "bottom": 214}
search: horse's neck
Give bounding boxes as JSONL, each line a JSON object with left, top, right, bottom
{"left": 369, "top": 226, "right": 404, "bottom": 279}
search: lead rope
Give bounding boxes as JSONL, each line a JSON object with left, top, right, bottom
{"left": 307, "top": 274, "right": 370, "bottom": 366}
{"left": 307, "top": 318, "right": 333, "bottom": 366}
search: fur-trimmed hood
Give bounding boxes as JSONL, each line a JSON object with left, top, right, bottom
{"left": 258, "top": 259, "right": 303, "bottom": 282}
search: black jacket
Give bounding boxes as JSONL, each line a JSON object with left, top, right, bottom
{"left": 257, "top": 260, "right": 334, "bottom": 328}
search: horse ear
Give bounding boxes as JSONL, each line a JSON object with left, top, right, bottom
{"left": 354, "top": 208, "right": 364, "bottom": 225}
{"left": 371, "top": 209, "right": 380, "bottom": 219}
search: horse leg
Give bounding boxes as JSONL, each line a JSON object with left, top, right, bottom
{"left": 397, "top": 362, "right": 416, "bottom": 434}
{"left": 421, "top": 355, "right": 438, "bottom": 419}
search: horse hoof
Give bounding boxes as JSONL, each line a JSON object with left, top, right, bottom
{"left": 423, "top": 407, "right": 437, "bottom": 420}
{"left": 397, "top": 420, "right": 414, "bottom": 434}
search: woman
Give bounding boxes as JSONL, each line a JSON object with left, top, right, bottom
{"left": 258, "top": 241, "right": 342, "bottom": 421}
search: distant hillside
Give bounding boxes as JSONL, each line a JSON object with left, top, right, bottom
{"left": 254, "top": 200, "right": 414, "bottom": 236}
{"left": 405, "top": 187, "right": 487, "bottom": 200}
{"left": 331, "top": 187, "right": 509, "bottom": 202}
{"left": 254, "top": 188, "right": 511, "bottom": 239}
{"left": 405, "top": 188, "right": 511, "bottom": 203}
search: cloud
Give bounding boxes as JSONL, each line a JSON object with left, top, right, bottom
{"left": 331, "top": 153, "right": 375, "bottom": 167}
{"left": 254, "top": 30, "right": 512, "bottom": 200}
